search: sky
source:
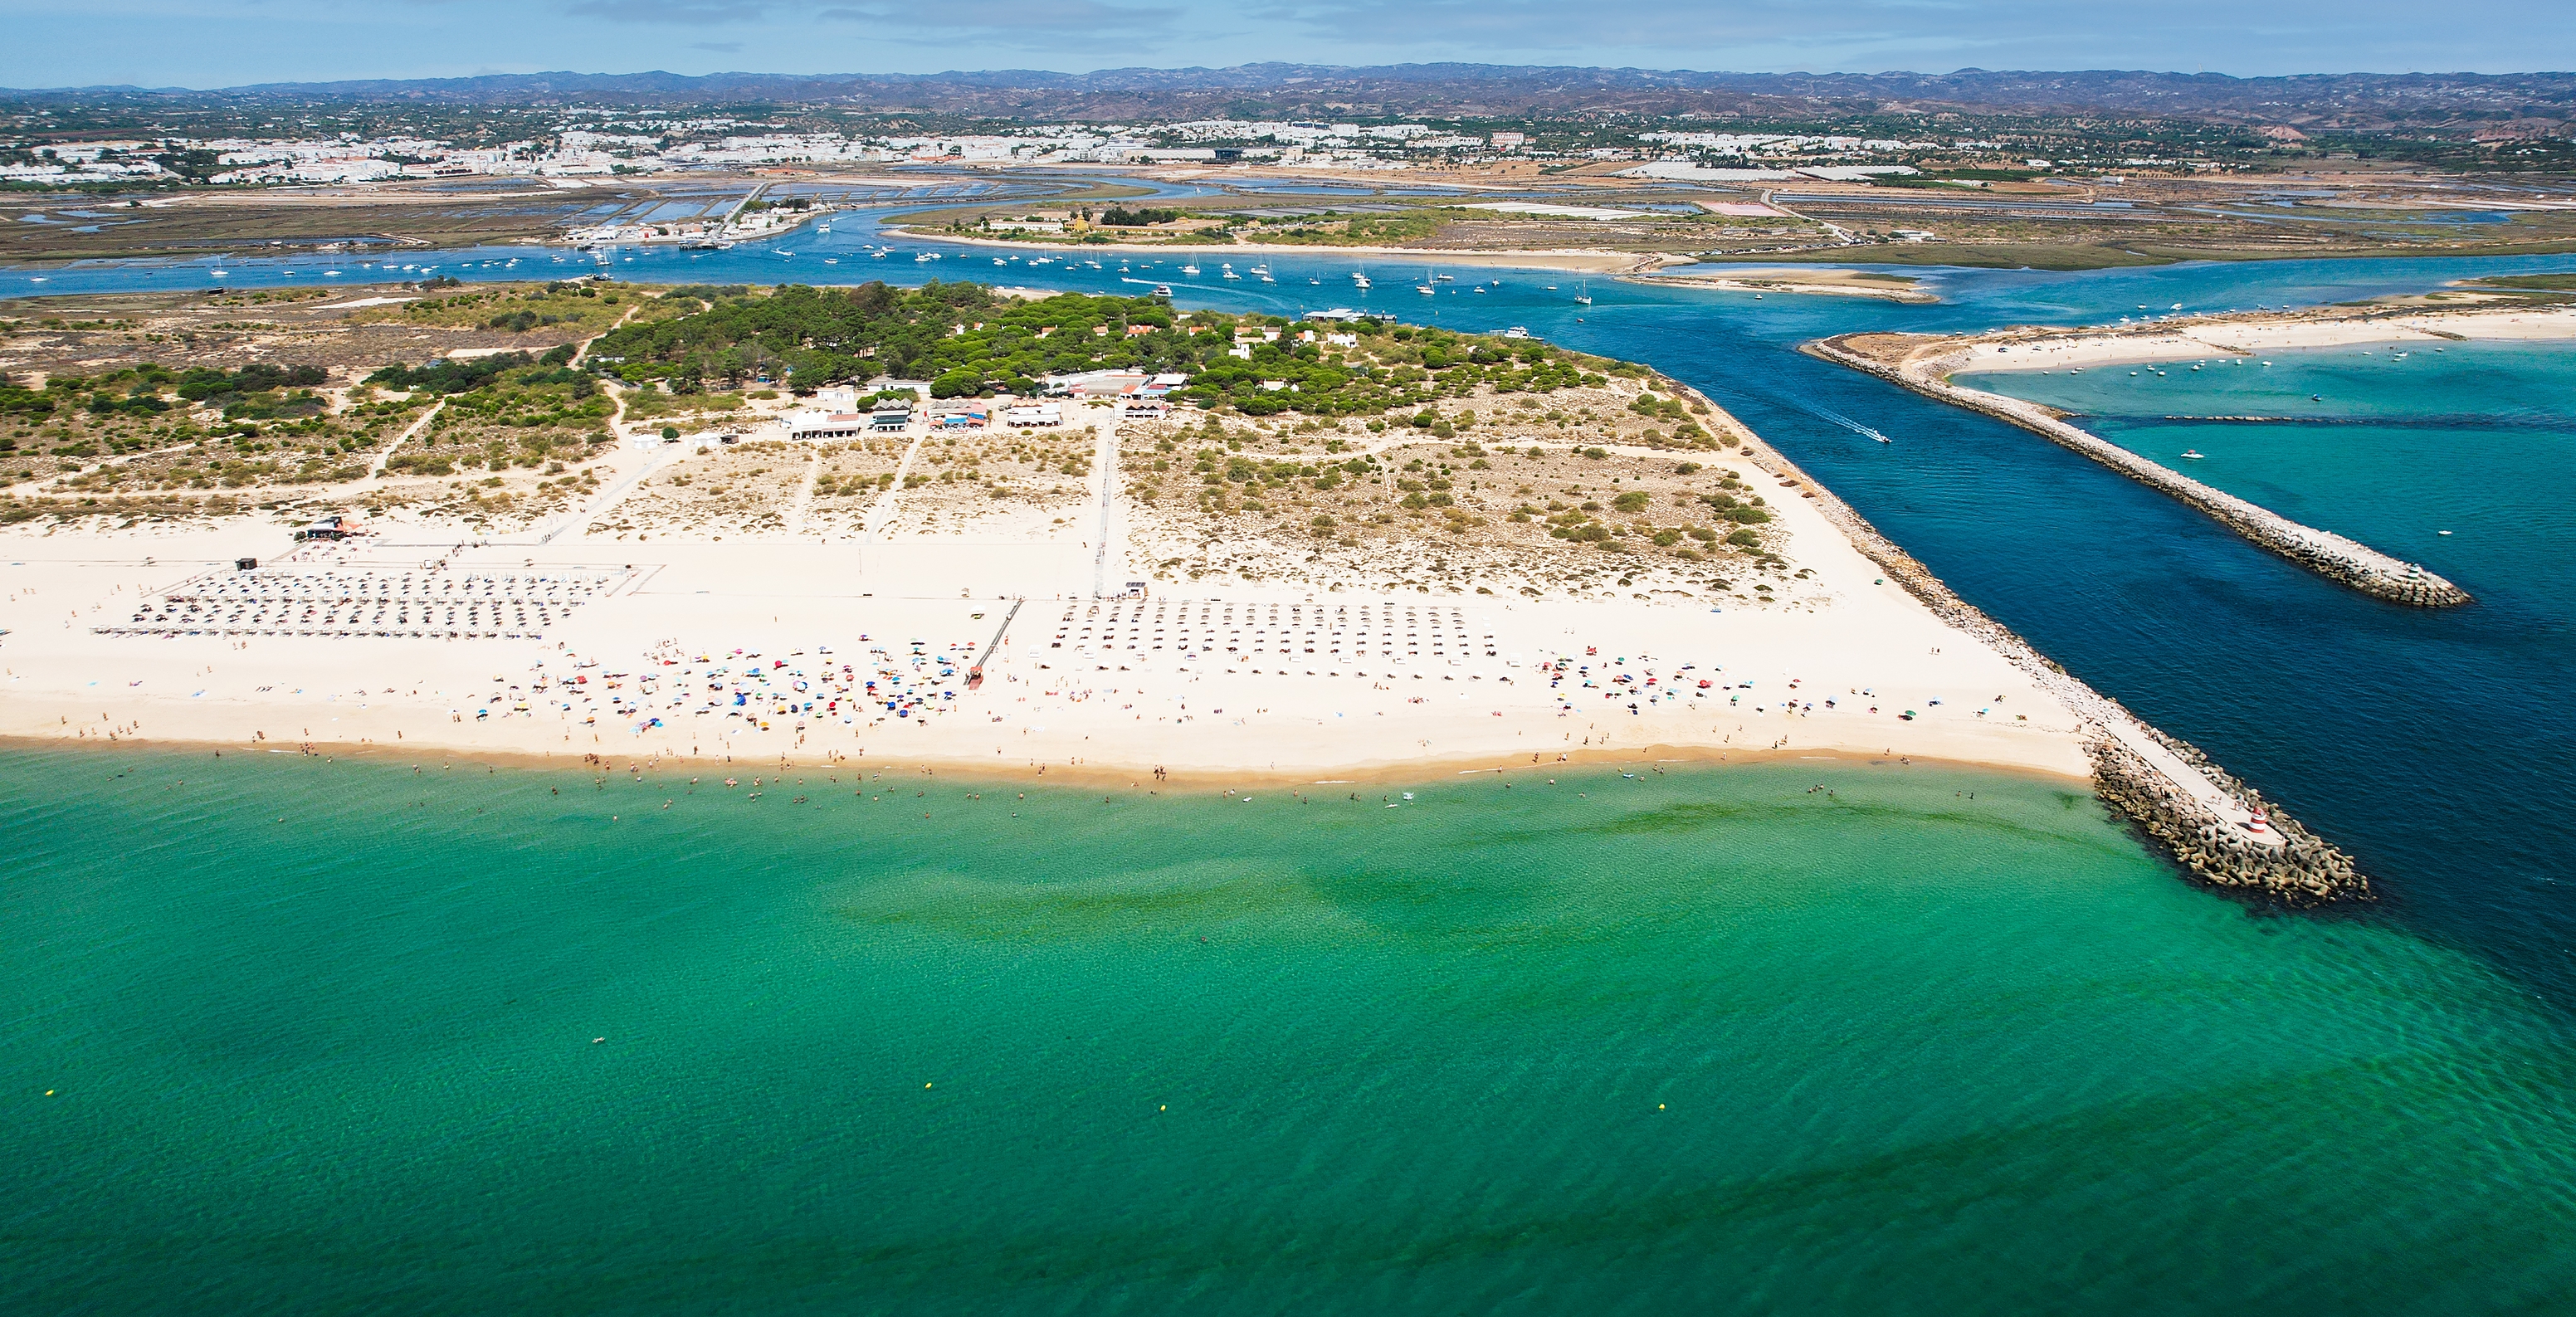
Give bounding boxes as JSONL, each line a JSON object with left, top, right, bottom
{"left": 1, "top": 0, "right": 2571, "bottom": 90}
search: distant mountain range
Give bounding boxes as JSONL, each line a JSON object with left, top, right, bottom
{"left": 12, "top": 64, "right": 2576, "bottom": 131}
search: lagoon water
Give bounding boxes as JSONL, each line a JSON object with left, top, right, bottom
{"left": 9, "top": 749, "right": 2576, "bottom": 1312}
{"left": 10, "top": 202, "right": 2576, "bottom": 1307}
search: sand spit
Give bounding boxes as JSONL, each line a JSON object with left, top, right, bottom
{"left": 1632, "top": 269, "right": 1940, "bottom": 304}
{"left": 1, "top": 328, "right": 2363, "bottom": 904}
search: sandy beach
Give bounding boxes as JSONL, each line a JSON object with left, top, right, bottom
{"left": 1630, "top": 267, "right": 1939, "bottom": 303}
{"left": 3, "top": 377, "right": 2105, "bottom": 788}
{"left": 0, "top": 476, "right": 2095, "bottom": 786}
{"left": 1930, "top": 303, "right": 2576, "bottom": 373}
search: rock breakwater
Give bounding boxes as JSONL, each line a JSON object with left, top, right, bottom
{"left": 1685, "top": 376, "right": 2371, "bottom": 905}
{"left": 1803, "top": 335, "right": 2471, "bottom": 609}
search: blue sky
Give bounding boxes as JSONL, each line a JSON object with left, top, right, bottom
{"left": 1, "top": 0, "right": 2569, "bottom": 90}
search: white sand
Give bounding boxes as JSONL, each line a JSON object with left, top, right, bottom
{"left": 1942, "top": 305, "right": 2576, "bottom": 373}
{"left": 1, "top": 407, "right": 2098, "bottom": 784}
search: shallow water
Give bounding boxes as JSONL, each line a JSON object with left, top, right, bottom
{"left": 7, "top": 749, "right": 2575, "bottom": 1313}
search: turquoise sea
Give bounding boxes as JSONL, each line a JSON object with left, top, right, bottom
{"left": 8, "top": 749, "right": 2576, "bottom": 1313}
{"left": 1955, "top": 341, "right": 2576, "bottom": 616}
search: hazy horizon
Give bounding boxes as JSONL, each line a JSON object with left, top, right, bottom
{"left": 2, "top": 0, "right": 2571, "bottom": 93}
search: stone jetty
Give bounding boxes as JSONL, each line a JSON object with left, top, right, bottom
{"left": 1679, "top": 376, "right": 2371, "bottom": 905}
{"left": 1803, "top": 334, "right": 2471, "bottom": 608}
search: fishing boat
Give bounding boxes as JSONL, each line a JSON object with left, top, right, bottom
{"left": 2181, "top": 449, "right": 2206, "bottom": 459}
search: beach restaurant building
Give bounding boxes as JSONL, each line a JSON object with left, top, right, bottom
{"left": 785, "top": 411, "right": 871, "bottom": 440}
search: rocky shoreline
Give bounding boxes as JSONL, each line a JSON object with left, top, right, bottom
{"left": 1803, "top": 335, "right": 2471, "bottom": 609}
{"left": 1681, "top": 376, "right": 2371, "bottom": 906}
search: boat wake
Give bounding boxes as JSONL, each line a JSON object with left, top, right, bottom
{"left": 1807, "top": 404, "right": 1894, "bottom": 444}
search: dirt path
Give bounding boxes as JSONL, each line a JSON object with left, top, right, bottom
{"left": 1088, "top": 412, "right": 1124, "bottom": 597}
{"left": 858, "top": 426, "right": 934, "bottom": 542}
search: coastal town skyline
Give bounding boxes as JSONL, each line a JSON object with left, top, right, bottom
{"left": 2, "top": 1, "right": 2571, "bottom": 90}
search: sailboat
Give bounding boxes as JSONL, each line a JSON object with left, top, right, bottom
{"left": 1181, "top": 262, "right": 1201, "bottom": 276}
{"left": 1574, "top": 280, "right": 1593, "bottom": 305}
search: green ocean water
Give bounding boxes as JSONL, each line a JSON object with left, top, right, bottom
{"left": 6, "top": 749, "right": 2574, "bottom": 1313}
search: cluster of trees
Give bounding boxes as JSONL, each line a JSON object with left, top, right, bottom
{"left": 366, "top": 346, "right": 577, "bottom": 393}
{"left": 577, "top": 281, "right": 1610, "bottom": 418}
{"left": 1097, "top": 206, "right": 1182, "bottom": 227}
{"left": 1, "top": 361, "right": 331, "bottom": 421}
{"left": 583, "top": 281, "right": 1181, "bottom": 396}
